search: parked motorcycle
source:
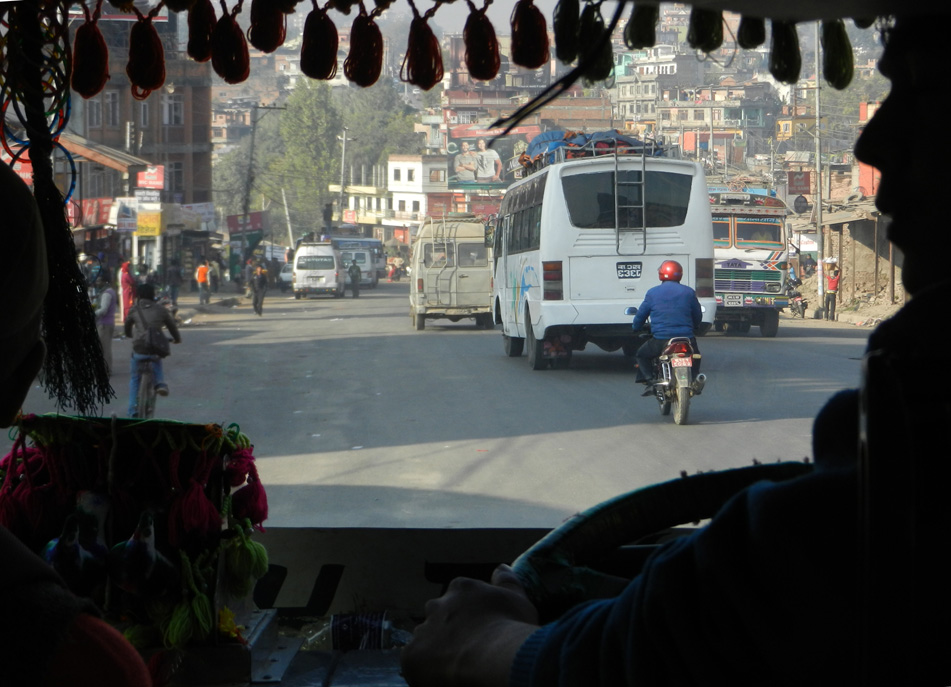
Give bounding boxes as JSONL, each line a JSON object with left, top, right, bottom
{"left": 785, "top": 279, "right": 808, "bottom": 318}
{"left": 626, "top": 307, "right": 706, "bottom": 425}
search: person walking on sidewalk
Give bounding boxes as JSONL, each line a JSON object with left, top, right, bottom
{"left": 195, "top": 259, "right": 211, "bottom": 305}
{"left": 250, "top": 263, "right": 268, "bottom": 316}
{"left": 348, "top": 259, "right": 362, "bottom": 298}
{"left": 93, "top": 268, "right": 117, "bottom": 377}
{"left": 825, "top": 268, "right": 840, "bottom": 321}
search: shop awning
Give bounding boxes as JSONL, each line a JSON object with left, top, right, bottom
{"left": 59, "top": 132, "right": 151, "bottom": 173}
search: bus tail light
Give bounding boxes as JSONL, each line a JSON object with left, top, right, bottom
{"left": 543, "top": 261, "right": 563, "bottom": 300}
{"left": 694, "top": 258, "right": 714, "bottom": 298}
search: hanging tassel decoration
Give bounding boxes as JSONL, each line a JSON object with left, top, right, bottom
{"left": 510, "top": 0, "right": 549, "bottom": 69}
{"left": 212, "top": 0, "right": 251, "bottom": 84}
{"left": 552, "top": 0, "right": 579, "bottom": 64}
{"left": 231, "top": 463, "right": 268, "bottom": 530}
{"left": 463, "top": 1, "right": 500, "bottom": 81}
{"left": 126, "top": 6, "right": 166, "bottom": 100}
{"left": 400, "top": 1, "right": 443, "bottom": 91}
{"left": 300, "top": 1, "right": 339, "bottom": 80}
{"left": 687, "top": 7, "right": 723, "bottom": 53}
{"left": 578, "top": 2, "right": 613, "bottom": 84}
{"left": 247, "top": 0, "right": 287, "bottom": 53}
{"left": 624, "top": 4, "right": 658, "bottom": 50}
{"left": 344, "top": 3, "right": 384, "bottom": 87}
{"left": 72, "top": 0, "right": 110, "bottom": 98}
{"left": 187, "top": 0, "right": 217, "bottom": 62}
{"left": 820, "top": 19, "right": 854, "bottom": 90}
{"left": 769, "top": 20, "right": 801, "bottom": 84}
{"left": 736, "top": 16, "right": 766, "bottom": 49}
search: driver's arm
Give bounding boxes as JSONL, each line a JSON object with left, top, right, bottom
{"left": 400, "top": 566, "right": 540, "bottom": 687}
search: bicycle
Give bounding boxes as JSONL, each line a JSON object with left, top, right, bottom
{"left": 134, "top": 356, "right": 159, "bottom": 419}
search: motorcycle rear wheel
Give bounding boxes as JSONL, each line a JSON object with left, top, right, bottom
{"left": 673, "top": 385, "right": 690, "bottom": 425}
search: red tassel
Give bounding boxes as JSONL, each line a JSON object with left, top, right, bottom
{"left": 300, "top": 2, "right": 338, "bottom": 80}
{"left": 212, "top": 0, "right": 251, "bottom": 84}
{"left": 187, "top": 0, "right": 217, "bottom": 62}
{"left": 72, "top": 3, "right": 110, "bottom": 98}
{"left": 126, "top": 8, "right": 166, "bottom": 99}
{"left": 231, "top": 464, "right": 268, "bottom": 530}
{"left": 168, "top": 450, "right": 221, "bottom": 547}
{"left": 247, "top": 0, "right": 286, "bottom": 53}
{"left": 343, "top": 5, "right": 384, "bottom": 87}
{"left": 464, "top": 5, "right": 500, "bottom": 81}
{"left": 510, "top": 0, "right": 550, "bottom": 69}
{"left": 224, "top": 447, "right": 255, "bottom": 488}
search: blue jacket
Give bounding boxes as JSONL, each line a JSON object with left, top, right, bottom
{"left": 631, "top": 280, "right": 702, "bottom": 339}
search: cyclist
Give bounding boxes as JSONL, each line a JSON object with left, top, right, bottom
{"left": 123, "top": 282, "right": 181, "bottom": 417}
{"left": 630, "top": 260, "right": 702, "bottom": 394}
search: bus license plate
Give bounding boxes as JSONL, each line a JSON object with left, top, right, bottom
{"left": 617, "top": 262, "right": 642, "bottom": 279}
{"left": 671, "top": 357, "right": 692, "bottom": 368}
{"left": 724, "top": 293, "right": 743, "bottom": 307}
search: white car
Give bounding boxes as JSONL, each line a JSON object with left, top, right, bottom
{"left": 278, "top": 263, "right": 294, "bottom": 292}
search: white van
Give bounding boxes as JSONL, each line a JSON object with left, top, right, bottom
{"left": 293, "top": 243, "right": 345, "bottom": 298}
{"left": 340, "top": 249, "right": 376, "bottom": 288}
{"left": 409, "top": 214, "right": 494, "bottom": 330}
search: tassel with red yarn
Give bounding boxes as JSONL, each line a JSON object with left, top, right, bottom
{"left": 72, "top": 0, "right": 110, "bottom": 98}
{"left": 231, "top": 463, "right": 268, "bottom": 531}
{"left": 400, "top": 1, "right": 443, "bottom": 91}
{"left": 126, "top": 6, "right": 166, "bottom": 99}
{"left": 343, "top": 3, "right": 384, "bottom": 87}
{"left": 463, "top": 1, "right": 500, "bottom": 81}
{"left": 212, "top": 0, "right": 251, "bottom": 84}
{"left": 300, "top": 1, "right": 338, "bottom": 80}
{"left": 167, "top": 449, "right": 222, "bottom": 548}
{"left": 510, "top": 0, "right": 549, "bottom": 69}
{"left": 187, "top": 0, "right": 217, "bottom": 62}
{"left": 247, "top": 0, "right": 287, "bottom": 53}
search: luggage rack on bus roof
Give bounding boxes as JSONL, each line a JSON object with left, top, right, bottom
{"left": 519, "top": 130, "right": 665, "bottom": 174}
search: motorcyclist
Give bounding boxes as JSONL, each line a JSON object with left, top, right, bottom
{"left": 630, "top": 260, "right": 702, "bottom": 395}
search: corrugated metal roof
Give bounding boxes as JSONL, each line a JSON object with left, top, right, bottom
{"left": 59, "top": 132, "right": 151, "bottom": 173}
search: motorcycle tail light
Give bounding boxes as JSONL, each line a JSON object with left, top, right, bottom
{"left": 694, "top": 258, "right": 714, "bottom": 298}
{"left": 543, "top": 261, "right": 563, "bottom": 300}
{"left": 665, "top": 341, "right": 691, "bottom": 356}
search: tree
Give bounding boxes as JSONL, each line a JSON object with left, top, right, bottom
{"left": 271, "top": 80, "right": 344, "bottom": 231}
{"left": 212, "top": 110, "right": 284, "bottom": 219}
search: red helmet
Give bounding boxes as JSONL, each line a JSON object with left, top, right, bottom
{"left": 658, "top": 260, "right": 683, "bottom": 282}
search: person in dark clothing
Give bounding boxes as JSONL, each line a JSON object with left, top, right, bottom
{"left": 348, "top": 259, "right": 362, "bottom": 298}
{"left": 250, "top": 263, "right": 268, "bottom": 315}
{"left": 399, "top": 10, "right": 951, "bottom": 687}
{"left": 124, "top": 282, "right": 181, "bottom": 417}
{"left": 630, "top": 260, "right": 702, "bottom": 391}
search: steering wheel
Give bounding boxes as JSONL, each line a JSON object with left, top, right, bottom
{"left": 511, "top": 462, "right": 812, "bottom": 622}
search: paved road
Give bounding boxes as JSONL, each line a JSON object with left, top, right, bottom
{"left": 8, "top": 283, "right": 874, "bottom": 530}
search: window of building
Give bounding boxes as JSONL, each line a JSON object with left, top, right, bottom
{"left": 408, "top": 169, "right": 415, "bottom": 182}
{"left": 105, "top": 91, "right": 120, "bottom": 127}
{"left": 430, "top": 169, "right": 446, "bottom": 182}
{"left": 140, "top": 100, "right": 150, "bottom": 128}
{"left": 87, "top": 99, "right": 102, "bottom": 128}
{"left": 693, "top": 109, "right": 705, "bottom": 121}
{"left": 169, "top": 161, "right": 185, "bottom": 200}
{"left": 412, "top": 200, "right": 420, "bottom": 212}
{"left": 394, "top": 168, "right": 401, "bottom": 182}
{"left": 163, "top": 94, "right": 184, "bottom": 126}
{"left": 398, "top": 200, "right": 406, "bottom": 212}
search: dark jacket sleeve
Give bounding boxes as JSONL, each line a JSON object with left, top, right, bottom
{"left": 162, "top": 307, "right": 181, "bottom": 343}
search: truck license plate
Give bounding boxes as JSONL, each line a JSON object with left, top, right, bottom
{"left": 724, "top": 293, "right": 743, "bottom": 307}
{"left": 617, "top": 262, "right": 642, "bottom": 279}
{"left": 671, "top": 357, "right": 693, "bottom": 368}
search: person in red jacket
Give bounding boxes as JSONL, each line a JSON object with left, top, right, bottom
{"left": 825, "top": 267, "right": 840, "bottom": 321}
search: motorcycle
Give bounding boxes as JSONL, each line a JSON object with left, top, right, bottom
{"left": 626, "top": 307, "right": 706, "bottom": 426}
{"left": 785, "top": 279, "right": 808, "bottom": 318}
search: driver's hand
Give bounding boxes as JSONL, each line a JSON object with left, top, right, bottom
{"left": 400, "top": 565, "right": 540, "bottom": 687}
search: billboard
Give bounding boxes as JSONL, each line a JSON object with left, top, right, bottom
{"left": 447, "top": 123, "right": 541, "bottom": 190}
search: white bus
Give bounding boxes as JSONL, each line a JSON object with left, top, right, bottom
{"left": 708, "top": 191, "right": 790, "bottom": 337}
{"left": 492, "top": 133, "right": 716, "bottom": 370}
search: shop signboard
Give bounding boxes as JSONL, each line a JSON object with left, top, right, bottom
{"left": 136, "top": 211, "right": 162, "bottom": 237}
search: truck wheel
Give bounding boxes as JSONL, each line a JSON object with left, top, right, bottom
{"left": 503, "top": 334, "right": 524, "bottom": 357}
{"left": 759, "top": 310, "right": 779, "bottom": 338}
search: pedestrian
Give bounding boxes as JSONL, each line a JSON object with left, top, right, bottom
{"left": 195, "top": 258, "right": 211, "bottom": 305}
{"left": 250, "top": 263, "right": 268, "bottom": 316}
{"left": 93, "top": 268, "right": 117, "bottom": 377}
{"left": 119, "top": 259, "right": 135, "bottom": 323}
{"left": 209, "top": 258, "right": 221, "bottom": 294}
{"left": 166, "top": 258, "right": 183, "bottom": 307}
{"left": 825, "top": 267, "right": 840, "bottom": 321}
{"left": 348, "top": 259, "right": 361, "bottom": 298}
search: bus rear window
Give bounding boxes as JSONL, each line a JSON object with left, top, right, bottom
{"left": 561, "top": 170, "right": 692, "bottom": 229}
{"left": 297, "top": 256, "right": 335, "bottom": 270}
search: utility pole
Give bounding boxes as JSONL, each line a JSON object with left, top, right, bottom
{"left": 337, "top": 127, "right": 349, "bottom": 225}
{"left": 240, "top": 104, "right": 285, "bottom": 263}
{"left": 815, "top": 22, "right": 825, "bottom": 308}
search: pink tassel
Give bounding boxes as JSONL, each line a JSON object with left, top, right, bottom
{"left": 168, "top": 449, "right": 221, "bottom": 547}
{"left": 231, "top": 463, "right": 267, "bottom": 531}
{"left": 224, "top": 447, "right": 255, "bottom": 488}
